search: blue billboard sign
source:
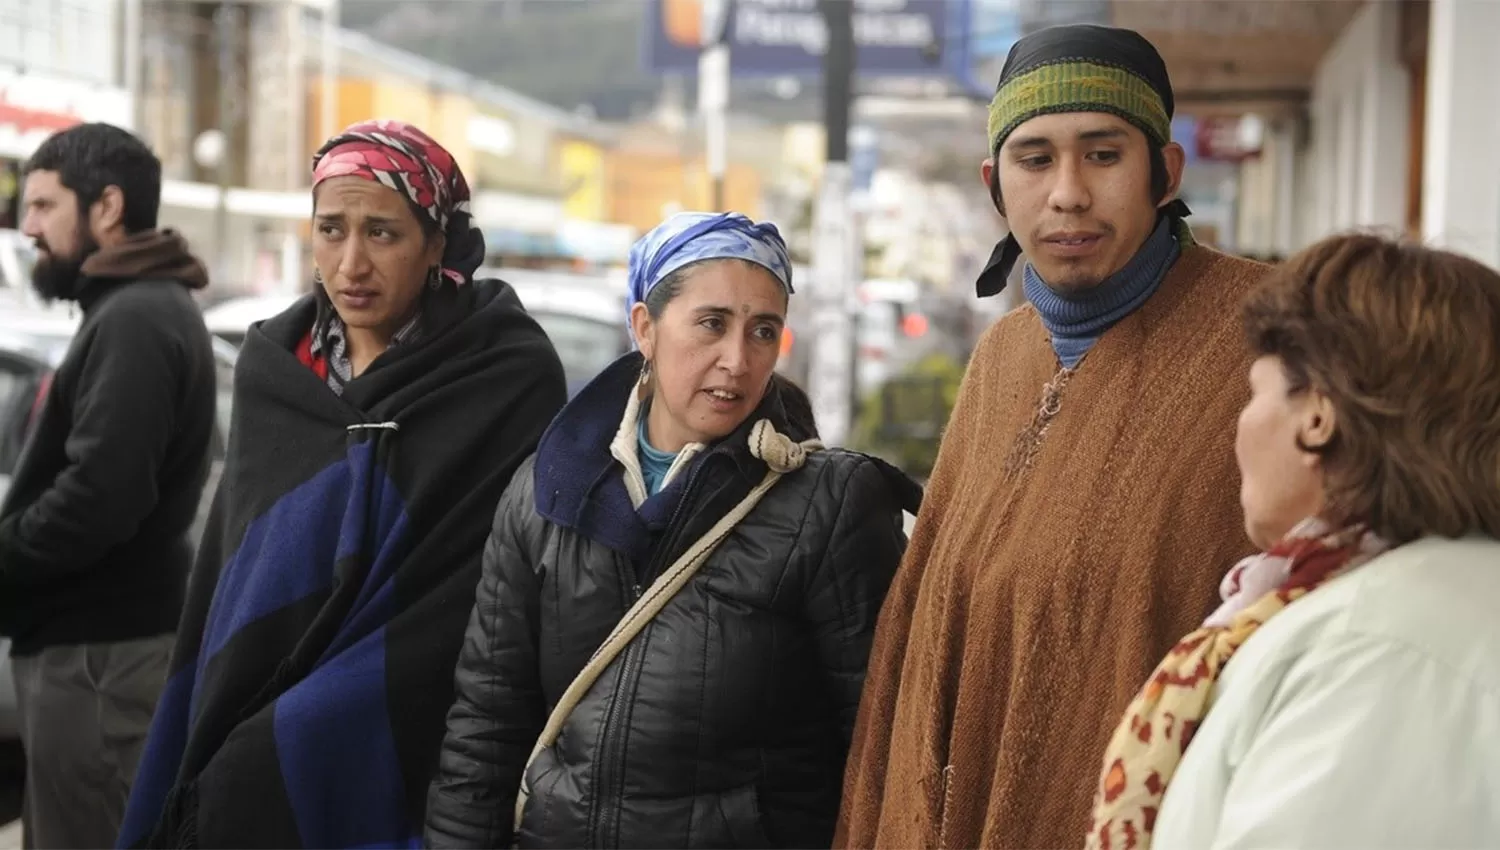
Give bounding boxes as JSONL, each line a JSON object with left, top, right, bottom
{"left": 645, "top": 0, "right": 952, "bottom": 77}
{"left": 968, "top": 0, "right": 1022, "bottom": 59}
{"left": 1172, "top": 117, "right": 1199, "bottom": 164}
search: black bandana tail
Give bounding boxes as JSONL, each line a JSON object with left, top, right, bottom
{"left": 975, "top": 199, "right": 1192, "bottom": 298}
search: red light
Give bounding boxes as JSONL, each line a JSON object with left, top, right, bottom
{"left": 780, "top": 328, "right": 795, "bottom": 356}
{"left": 902, "top": 313, "right": 929, "bottom": 338}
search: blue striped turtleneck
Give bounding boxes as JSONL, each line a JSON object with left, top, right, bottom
{"left": 1022, "top": 216, "right": 1180, "bottom": 368}
{"left": 636, "top": 405, "right": 679, "bottom": 496}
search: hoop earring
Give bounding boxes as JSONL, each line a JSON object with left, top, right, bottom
{"left": 313, "top": 268, "right": 324, "bottom": 285}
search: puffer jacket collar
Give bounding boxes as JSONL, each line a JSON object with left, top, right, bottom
{"left": 532, "top": 352, "right": 814, "bottom": 560}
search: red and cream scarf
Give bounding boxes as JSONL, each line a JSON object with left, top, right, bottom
{"left": 1086, "top": 517, "right": 1389, "bottom": 849}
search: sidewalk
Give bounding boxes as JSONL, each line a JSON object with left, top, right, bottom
{"left": 0, "top": 818, "right": 20, "bottom": 849}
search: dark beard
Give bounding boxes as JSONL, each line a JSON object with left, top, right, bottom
{"left": 30, "top": 228, "right": 99, "bottom": 303}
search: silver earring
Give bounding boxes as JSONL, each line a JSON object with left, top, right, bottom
{"left": 638, "top": 359, "right": 653, "bottom": 388}
{"left": 426, "top": 266, "right": 442, "bottom": 289}
{"left": 313, "top": 268, "right": 323, "bottom": 284}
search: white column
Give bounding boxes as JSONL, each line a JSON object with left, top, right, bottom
{"left": 808, "top": 162, "right": 857, "bottom": 447}
{"left": 698, "top": 0, "right": 731, "bottom": 212}
{"left": 121, "top": 0, "right": 143, "bottom": 129}
{"left": 1354, "top": 0, "right": 1409, "bottom": 229}
{"left": 1272, "top": 121, "right": 1298, "bottom": 256}
{"left": 1422, "top": 0, "right": 1500, "bottom": 268}
{"left": 1234, "top": 148, "right": 1273, "bottom": 255}
{"left": 1333, "top": 96, "right": 1358, "bottom": 227}
{"left": 281, "top": 230, "right": 303, "bottom": 295}
{"left": 320, "top": 0, "right": 340, "bottom": 142}
{"left": 1305, "top": 0, "right": 1411, "bottom": 243}
{"left": 698, "top": 44, "right": 729, "bottom": 212}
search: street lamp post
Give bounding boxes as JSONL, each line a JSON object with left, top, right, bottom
{"left": 122, "top": 0, "right": 144, "bottom": 131}
{"left": 187, "top": 2, "right": 242, "bottom": 288}
{"left": 321, "top": 0, "right": 340, "bottom": 141}
{"left": 193, "top": 127, "right": 230, "bottom": 286}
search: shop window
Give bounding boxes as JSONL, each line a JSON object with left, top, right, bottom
{"left": 0, "top": 8, "right": 21, "bottom": 67}
{"left": 0, "top": 0, "right": 113, "bottom": 84}
{"left": 0, "top": 160, "right": 19, "bottom": 230}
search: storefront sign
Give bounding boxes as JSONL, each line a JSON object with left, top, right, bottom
{"left": 473, "top": 190, "right": 565, "bottom": 232}
{"left": 648, "top": 0, "right": 949, "bottom": 76}
{"left": 1195, "top": 115, "right": 1265, "bottom": 163}
{"left": 467, "top": 113, "right": 518, "bottom": 159}
{"left": 0, "top": 67, "right": 133, "bottom": 159}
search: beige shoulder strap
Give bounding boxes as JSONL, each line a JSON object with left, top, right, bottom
{"left": 512, "top": 420, "right": 820, "bottom": 835}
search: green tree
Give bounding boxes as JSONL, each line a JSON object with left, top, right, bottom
{"left": 850, "top": 353, "right": 966, "bottom": 480}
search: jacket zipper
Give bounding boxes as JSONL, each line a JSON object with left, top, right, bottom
{"left": 589, "top": 460, "right": 710, "bottom": 847}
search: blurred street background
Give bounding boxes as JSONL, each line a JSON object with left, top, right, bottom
{"left": 0, "top": 0, "right": 1498, "bottom": 836}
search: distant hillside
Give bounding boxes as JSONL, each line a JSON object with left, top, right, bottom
{"left": 339, "top": 0, "right": 995, "bottom": 157}
{"left": 341, "top": 0, "right": 667, "bottom": 119}
{"left": 341, "top": 0, "right": 851, "bottom": 122}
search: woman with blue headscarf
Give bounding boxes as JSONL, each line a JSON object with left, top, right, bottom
{"left": 425, "top": 212, "right": 921, "bottom": 848}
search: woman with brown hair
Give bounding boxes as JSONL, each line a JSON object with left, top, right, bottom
{"left": 1088, "top": 233, "right": 1500, "bottom": 849}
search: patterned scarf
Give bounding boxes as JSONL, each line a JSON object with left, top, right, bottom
{"left": 302, "top": 119, "right": 486, "bottom": 392}
{"left": 311, "top": 118, "right": 484, "bottom": 287}
{"left": 306, "top": 310, "right": 422, "bottom": 396}
{"left": 1022, "top": 216, "right": 1179, "bottom": 369}
{"left": 626, "top": 211, "right": 793, "bottom": 340}
{"left": 1085, "top": 517, "right": 1390, "bottom": 849}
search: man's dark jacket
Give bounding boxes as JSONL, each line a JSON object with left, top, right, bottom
{"left": 0, "top": 229, "right": 215, "bottom": 656}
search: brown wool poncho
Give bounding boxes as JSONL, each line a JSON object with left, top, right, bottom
{"left": 837, "top": 246, "right": 1268, "bottom": 849}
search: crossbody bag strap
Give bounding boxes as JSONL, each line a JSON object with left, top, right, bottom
{"left": 512, "top": 424, "right": 821, "bottom": 836}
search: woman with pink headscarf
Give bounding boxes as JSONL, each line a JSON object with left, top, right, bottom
{"left": 117, "top": 120, "right": 567, "bottom": 849}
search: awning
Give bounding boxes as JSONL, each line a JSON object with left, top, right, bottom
{"left": 483, "top": 228, "right": 565, "bottom": 257}
{"left": 1111, "top": 0, "right": 1366, "bottom": 116}
{"left": 160, "top": 180, "right": 311, "bottom": 220}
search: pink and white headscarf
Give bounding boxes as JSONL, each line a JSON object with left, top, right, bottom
{"left": 311, "top": 119, "right": 484, "bottom": 286}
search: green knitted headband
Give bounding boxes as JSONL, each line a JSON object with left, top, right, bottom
{"left": 987, "top": 59, "right": 1172, "bottom": 153}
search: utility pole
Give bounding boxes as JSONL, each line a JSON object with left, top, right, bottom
{"left": 320, "top": 0, "right": 340, "bottom": 142}
{"left": 807, "top": 0, "right": 859, "bottom": 446}
{"left": 122, "top": 0, "right": 144, "bottom": 131}
{"left": 698, "top": 0, "right": 732, "bottom": 212}
{"left": 213, "top": 2, "right": 243, "bottom": 287}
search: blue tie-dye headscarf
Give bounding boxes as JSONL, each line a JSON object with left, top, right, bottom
{"left": 626, "top": 211, "right": 794, "bottom": 334}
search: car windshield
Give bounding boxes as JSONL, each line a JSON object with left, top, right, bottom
{"left": 533, "top": 311, "right": 626, "bottom": 389}
{"left": 16, "top": 245, "right": 34, "bottom": 285}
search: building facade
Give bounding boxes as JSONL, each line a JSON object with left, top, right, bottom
{"left": 1217, "top": 0, "right": 1499, "bottom": 268}
{"left": 135, "top": 0, "right": 326, "bottom": 297}
{"left": 0, "top": 0, "right": 132, "bottom": 228}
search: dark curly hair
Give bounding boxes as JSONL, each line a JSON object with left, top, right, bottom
{"left": 24, "top": 122, "right": 161, "bottom": 233}
{"left": 1242, "top": 232, "right": 1500, "bottom": 544}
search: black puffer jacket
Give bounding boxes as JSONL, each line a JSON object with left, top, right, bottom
{"left": 425, "top": 354, "right": 919, "bottom": 849}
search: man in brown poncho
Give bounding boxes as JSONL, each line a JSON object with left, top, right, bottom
{"left": 837, "top": 24, "right": 1266, "bottom": 849}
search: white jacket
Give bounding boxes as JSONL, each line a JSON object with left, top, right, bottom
{"left": 1154, "top": 535, "right": 1500, "bottom": 849}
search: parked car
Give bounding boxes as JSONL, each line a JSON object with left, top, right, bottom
{"left": 484, "top": 267, "right": 631, "bottom": 396}
{"left": 200, "top": 270, "right": 633, "bottom": 397}
{"left": 202, "top": 293, "right": 303, "bottom": 349}
{"left": 0, "top": 229, "right": 36, "bottom": 296}
{"left": 0, "top": 303, "right": 237, "bottom": 740}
